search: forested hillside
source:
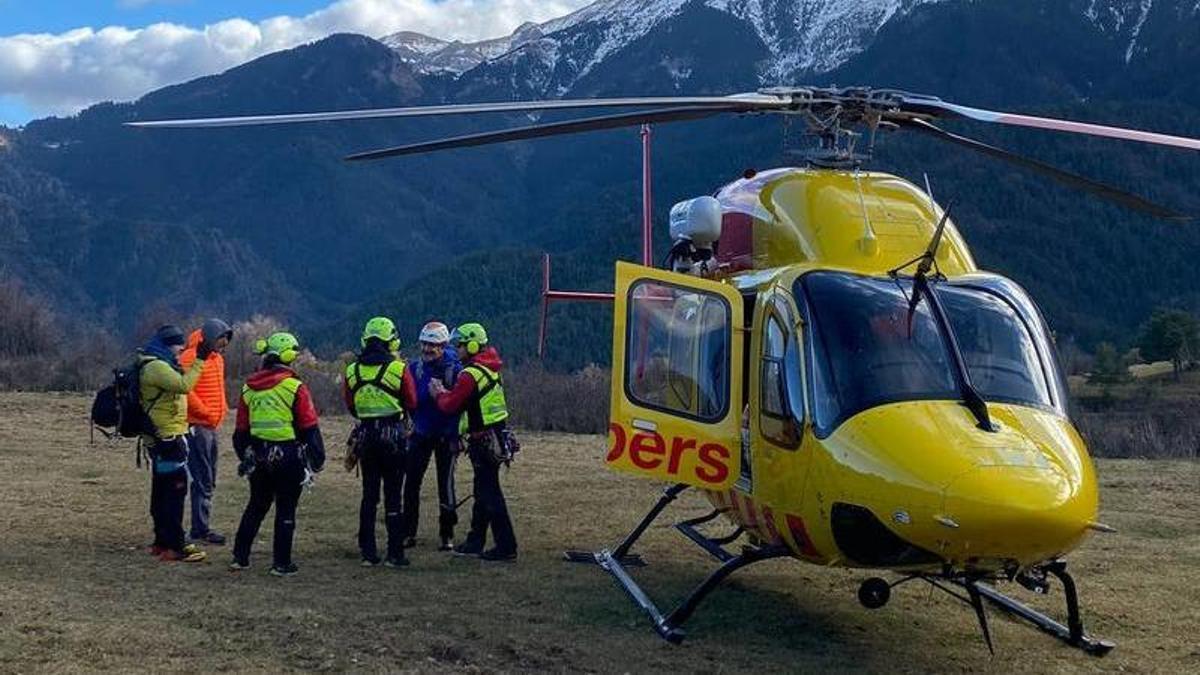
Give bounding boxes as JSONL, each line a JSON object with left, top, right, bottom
{"left": 2, "top": 0, "right": 1199, "bottom": 368}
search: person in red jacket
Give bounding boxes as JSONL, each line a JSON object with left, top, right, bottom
{"left": 230, "top": 332, "right": 326, "bottom": 577}
{"left": 431, "top": 323, "right": 517, "bottom": 562}
{"left": 180, "top": 318, "right": 232, "bottom": 545}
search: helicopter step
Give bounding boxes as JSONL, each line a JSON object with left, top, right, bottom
{"left": 675, "top": 508, "right": 744, "bottom": 563}
{"left": 564, "top": 483, "right": 790, "bottom": 643}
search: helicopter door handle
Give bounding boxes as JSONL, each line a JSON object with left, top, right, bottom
{"left": 631, "top": 418, "right": 658, "bottom": 432}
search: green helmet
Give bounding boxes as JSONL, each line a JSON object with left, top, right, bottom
{"left": 361, "top": 316, "right": 399, "bottom": 349}
{"left": 255, "top": 332, "right": 301, "bottom": 364}
{"left": 452, "top": 322, "right": 488, "bottom": 355}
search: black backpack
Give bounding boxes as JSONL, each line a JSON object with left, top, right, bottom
{"left": 91, "top": 358, "right": 160, "bottom": 439}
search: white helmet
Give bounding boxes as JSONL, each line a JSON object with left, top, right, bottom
{"left": 418, "top": 321, "right": 451, "bottom": 345}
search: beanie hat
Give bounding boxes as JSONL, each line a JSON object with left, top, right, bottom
{"left": 155, "top": 325, "right": 186, "bottom": 347}
{"left": 201, "top": 318, "right": 232, "bottom": 343}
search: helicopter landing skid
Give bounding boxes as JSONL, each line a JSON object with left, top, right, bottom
{"left": 909, "top": 561, "right": 1114, "bottom": 656}
{"left": 563, "top": 483, "right": 790, "bottom": 643}
{"left": 961, "top": 562, "right": 1114, "bottom": 656}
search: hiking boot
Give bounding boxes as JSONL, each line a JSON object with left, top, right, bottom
{"left": 229, "top": 559, "right": 250, "bottom": 572}
{"left": 438, "top": 538, "right": 454, "bottom": 552}
{"left": 402, "top": 537, "right": 417, "bottom": 549}
{"left": 360, "top": 554, "right": 382, "bottom": 567}
{"left": 452, "top": 540, "right": 484, "bottom": 557}
{"left": 384, "top": 555, "right": 410, "bottom": 569}
{"left": 190, "top": 531, "right": 227, "bottom": 545}
{"left": 269, "top": 563, "right": 299, "bottom": 577}
{"left": 479, "top": 548, "right": 517, "bottom": 562}
{"left": 161, "top": 544, "right": 207, "bottom": 563}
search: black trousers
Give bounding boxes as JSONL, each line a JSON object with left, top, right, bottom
{"left": 358, "top": 439, "right": 406, "bottom": 559}
{"left": 464, "top": 433, "right": 517, "bottom": 553}
{"left": 149, "top": 437, "right": 189, "bottom": 552}
{"left": 233, "top": 446, "right": 306, "bottom": 568}
{"left": 402, "top": 434, "right": 459, "bottom": 541}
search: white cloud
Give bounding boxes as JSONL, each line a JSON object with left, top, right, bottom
{"left": 0, "top": 0, "right": 592, "bottom": 121}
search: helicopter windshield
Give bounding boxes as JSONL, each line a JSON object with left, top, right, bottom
{"left": 799, "top": 272, "right": 1053, "bottom": 434}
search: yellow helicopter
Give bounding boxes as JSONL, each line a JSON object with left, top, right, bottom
{"left": 131, "top": 87, "right": 1200, "bottom": 655}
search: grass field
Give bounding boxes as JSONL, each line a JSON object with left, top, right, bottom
{"left": 1, "top": 392, "right": 1198, "bottom": 673}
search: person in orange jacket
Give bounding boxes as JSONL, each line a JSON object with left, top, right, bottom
{"left": 180, "top": 319, "right": 233, "bottom": 544}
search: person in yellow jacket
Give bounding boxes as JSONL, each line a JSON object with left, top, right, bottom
{"left": 231, "top": 332, "right": 326, "bottom": 577}
{"left": 180, "top": 319, "right": 232, "bottom": 545}
{"left": 139, "top": 324, "right": 210, "bottom": 563}
{"left": 430, "top": 323, "right": 517, "bottom": 561}
{"left": 342, "top": 317, "right": 417, "bottom": 568}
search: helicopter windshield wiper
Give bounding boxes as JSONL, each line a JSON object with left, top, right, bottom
{"left": 890, "top": 202, "right": 995, "bottom": 432}
{"left": 888, "top": 200, "right": 953, "bottom": 334}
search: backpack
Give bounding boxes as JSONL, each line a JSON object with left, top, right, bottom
{"left": 91, "top": 359, "right": 160, "bottom": 439}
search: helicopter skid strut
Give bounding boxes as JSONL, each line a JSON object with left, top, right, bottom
{"left": 564, "top": 483, "right": 790, "bottom": 643}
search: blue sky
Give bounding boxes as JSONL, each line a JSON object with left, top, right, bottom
{"left": 0, "top": 1, "right": 335, "bottom": 35}
{"left": 0, "top": 0, "right": 589, "bottom": 126}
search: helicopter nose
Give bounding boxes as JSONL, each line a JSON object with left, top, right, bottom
{"left": 939, "top": 465, "right": 1093, "bottom": 565}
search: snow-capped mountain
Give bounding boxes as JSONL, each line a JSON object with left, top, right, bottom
{"left": 379, "top": 22, "right": 547, "bottom": 73}
{"left": 1084, "top": 0, "right": 1200, "bottom": 62}
{"left": 383, "top": 0, "right": 1200, "bottom": 97}
{"left": 7, "top": 0, "right": 1200, "bottom": 357}
{"left": 381, "top": 0, "right": 950, "bottom": 92}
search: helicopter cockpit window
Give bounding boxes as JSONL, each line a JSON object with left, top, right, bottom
{"left": 626, "top": 280, "right": 731, "bottom": 422}
{"left": 940, "top": 286, "right": 1052, "bottom": 408}
{"left": 799, "top": 272, "right": 1054, "bottom": 435}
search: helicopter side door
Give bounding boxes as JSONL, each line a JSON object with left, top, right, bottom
{"left": 745, "top": 287, "right": 814, "bottom": 509}
{"left": 607, "top": 262, "right": 744, "bottom": 491}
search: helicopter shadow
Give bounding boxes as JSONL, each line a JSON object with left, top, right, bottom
{"left": 556, "top": 554, "right": 987, "bottom": 671}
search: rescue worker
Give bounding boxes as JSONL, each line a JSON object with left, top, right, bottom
{"left": 401, "top": 321, "right": 462, "bottom": 551}
{"left": 140, "top": 324, "right": 209, "bottom": 563}
{"left": 430, "top": 323, "right": 517, "bottom": 561}
{"left": 231, "top": 332, "right": 326, "bottom": 576}
{"left": 180, "top": 318, "right": 232, "bottom": 545}
{"left": 343, "top": 317, "right": 417, "bottom": 568}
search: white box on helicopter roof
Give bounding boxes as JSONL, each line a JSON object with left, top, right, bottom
{"left": 669, "top": 196, "right": 722, "bottom": 248}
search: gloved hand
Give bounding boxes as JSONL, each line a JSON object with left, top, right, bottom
{"left": 236, "top": 453, "right": 255, "bottom": 478}
{"left": 197, "top": 340, "right": 214, "bottom": 360}
{"left": 429, "top": 379, "right": 447, "bottom": 397}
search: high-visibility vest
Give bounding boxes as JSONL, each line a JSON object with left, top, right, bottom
{"left": 345, "top": 359, "right": 407, "bottom": 419}
{"left": 459, "top": 364, "right": 508, "bottom": 434}
{"left": 242, "top": 378, "right": 302, "bottom": 442}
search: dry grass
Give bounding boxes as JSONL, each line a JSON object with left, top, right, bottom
{"left": 1, "top": 392, "right": 1198, "bottom": 673}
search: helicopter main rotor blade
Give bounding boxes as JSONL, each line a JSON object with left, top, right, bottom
{"left": 343, "top": 105, "right": 746, "bottom": 161}
{"left": 126, "top": 94, "right": 782, "bottom": 129}
{"left": 902, "top": 118, "right": 1192, "bottom": 221}
{"left": 900, "top": 96, "right": 1200, "bottom": 152}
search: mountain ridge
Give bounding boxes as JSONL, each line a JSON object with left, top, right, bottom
{"left": 2, "top": 0, "right": 1199, "bottom": 364}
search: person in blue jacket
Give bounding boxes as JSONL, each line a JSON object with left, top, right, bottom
{"left": 401, "top": 321, "right": 463, "bottom": 551}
